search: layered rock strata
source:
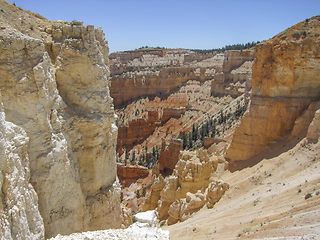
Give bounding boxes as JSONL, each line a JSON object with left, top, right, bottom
{"left": 226, "top": 16, "right": 320, "bottom": 162}
{"left": 117, "top": 111, "right": 160, "bottom": 150}
{"left": 211, "top": 50, "right": 254, "bottom": 97}
{"left": 109, "top": 49, "right": 223, "bottom": 107}
{"left": 0, "top": 3, "right": 121, "bottom": 238}
{"left": 117, "top": 163, "right": 149, "bottom": 187}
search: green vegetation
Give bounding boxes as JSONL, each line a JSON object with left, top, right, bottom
{"left": 189, "top": 41, "right": 261, "bottom": 54}
{"left": 134, "top": 41, "right": 261, "bottom": 53}
{"left": 179, "top": 98, "right": 249, "bottom": 151}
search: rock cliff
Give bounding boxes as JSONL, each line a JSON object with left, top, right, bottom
{"left": 0, "top": 1, "right": 121, "bottom": 238}
{"left": 0, "top": 95, "right": 45, "bottom": 240}
{"left": 226, "top": 16, "right": 320, "bottom": 162}
{"left": 211, "top": 50, "right": 254, "bottom": 97}
{"left": 109, "top": 49, "right": 221, "bottom": 107}
{"left": 117, "top": 111, "right": 160, "bottom": 150}
{"left": 117, "top": 163, "right": 149, "bottom": 187}
{"left": 109, "top": 48, "right": 254, "bottom": 108}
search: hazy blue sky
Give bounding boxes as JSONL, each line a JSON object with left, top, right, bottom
{"left": 11, "top": 0, "right": 320, "bottom": 53}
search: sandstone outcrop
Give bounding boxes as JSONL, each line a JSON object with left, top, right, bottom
{"left": 0, "top": 3, "right": 121, "bottom": 238}
{"left": 226, "top": 16, "right": 320, "bottom": 162}
{"left": 167, "top": 191, "right": 206, "bottom": 225}
{"left": 110, "top": 47, "right": 253, "bottom": 112}
{"left": 154, "top": 150, "right": 219, "bottom": 220}
{"left": 206, "top": 180, "right": 229, "bottom": 208}
{"left": 117, "top": 111, "right": 160, "bottom": 150}
{"left": 49, "top": 210, "right": 169, "bottom": 240}
{"left": 307, "top": 108, "right": 320, "bottom": 141}
{"left": 120, "top": 203, "right": 133, "bottom": 228}
{"left": 143, "top": 174, "right": 166, "bottom": 211}
{"left": 211, "top": 50, "right": 254, "bottom": 97}
{"left": 117, "top": 163, "right": 149, "bottom": 187}
{"left": 153, "top": 138, "right": 183, "bottom": 176}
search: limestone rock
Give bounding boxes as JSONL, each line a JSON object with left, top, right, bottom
{"left": 117, "top": 111, "right": 160, "bottom": 150}
{"left": 307, "top": 109, "right": 320, "bottom": 141}
{"left": 143, "top": 174, "right": 165, "bottom": 211}
{"left": 291, "top": 101, "right": 320, "bottom": 137}
{"left": 155, "top": 150, "right": 218, "bottom": 221}
{"left": 49, "top": 210, "right": 169, "bottom": 240}
{"left": 134, "top": 210, "right": 157, "bottom": 227}
{"left": 0, "top": 15, "right": 121, "bottom": 240}
{"left": 206, "top": 180, "right": 229, "bottom": 208}
{"left": 0, "top": 96, "right": 45, "bottom": 240}
{"left": 211, "top": 50, "right": 254, "bottom": 97}
{"left": 226, "top": 16, "right": 320, "bottom": 162}
{"left": 109, "top": 49, "right": 219, "bottom": 107}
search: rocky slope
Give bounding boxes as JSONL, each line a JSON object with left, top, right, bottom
{"left": 0, "top": 1, "right": 121, "bottom": 238}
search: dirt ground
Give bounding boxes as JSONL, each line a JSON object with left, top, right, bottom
{"left": 163, "top": 133, "right": 320, "bottom": 239}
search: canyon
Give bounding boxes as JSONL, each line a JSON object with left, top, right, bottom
{"left": 0, "top": 0, "right": 320, "bottom": 239}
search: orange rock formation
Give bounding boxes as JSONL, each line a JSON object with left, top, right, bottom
{"left": 226, "top": 16, "right": 320, "bottom": 162}
{"left": 117, "top": 111, "right": 160, "bottom": 150}
{"left": 153, "top": 138, "right": 183, "bottom": 176}
{"left": 117, "top": 163, "right": 149, "bottom": 187}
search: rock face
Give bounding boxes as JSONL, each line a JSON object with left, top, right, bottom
{"left": 211, "top": 50, "right": 254, "bottom": 97}
{"left": 117, "top": 111, "right": 160, "bottom": 150}
{"left": 49, "top": 210, "right": 169, "bottom": 240}
{"left": 226, "top": 16, "right": 320, "bottom": 162}
{"left": 0, "top": 3, "right": 121, "bottom": 238}
{"left": 146, "top": 150, "right": 228, "bottom": 224}
{"left": 109, "top": 49, "right": 222, "bottom": 107}
{"left": 153, "top": 138, "right": 183, "bottom": 176}
{"left": 0, "top": 96, "right": 45, "bottom": 240}
{"left": 307, "top": 108, "right": 320, "bottom": 141}
{"left": 206, "top": 180, "right": 229, "bottom": 208}
{"left": 117, "top": 163, "right": 149, "bottom": 187}
{"left": 155, "top": 150, "right": 218, "bottom": 220}
{"left": 143, "top": 174, "right": 165, "bottom": 211}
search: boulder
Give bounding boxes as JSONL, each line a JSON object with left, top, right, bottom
{"left": 206, "top": 181, "right": 229, "bottom": 208}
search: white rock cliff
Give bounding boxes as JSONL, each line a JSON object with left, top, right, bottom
{"left": 0, "top": 4, "right": 121, "bottom": 239}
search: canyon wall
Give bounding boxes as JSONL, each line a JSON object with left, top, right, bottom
{"left": 211, "top": 50, "right": 254, "bottom": 97}
{"left": 109, "top": 49, "right": 223, "bottom": 107}
{"left": 110, "top": 49, "right": 254, "bottom": 108}
{"left": 0, "top": 2, "right": 121, "bottom": 238}
{"left": 117, "top": 163, "right": 149, "bottom": 187}
{"left": 117, "top": 111, "right": 160, "bottom": 150}
{"left": 226, "top": 16, "right": 320, "bottom": 162}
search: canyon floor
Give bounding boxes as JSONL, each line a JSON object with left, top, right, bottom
{"left": 164, "top": 133, "right": 320, "bottom": 239}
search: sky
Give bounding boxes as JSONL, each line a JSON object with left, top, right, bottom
{"left": 10, "top": 0, "right": 320, "bottom": 53}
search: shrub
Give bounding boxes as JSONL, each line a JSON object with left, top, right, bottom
{"left": 305, "top": 193, "right": 312, "bottom": 200}
{"left": 136, "top": 190, "right": 140, "bottom": 198}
